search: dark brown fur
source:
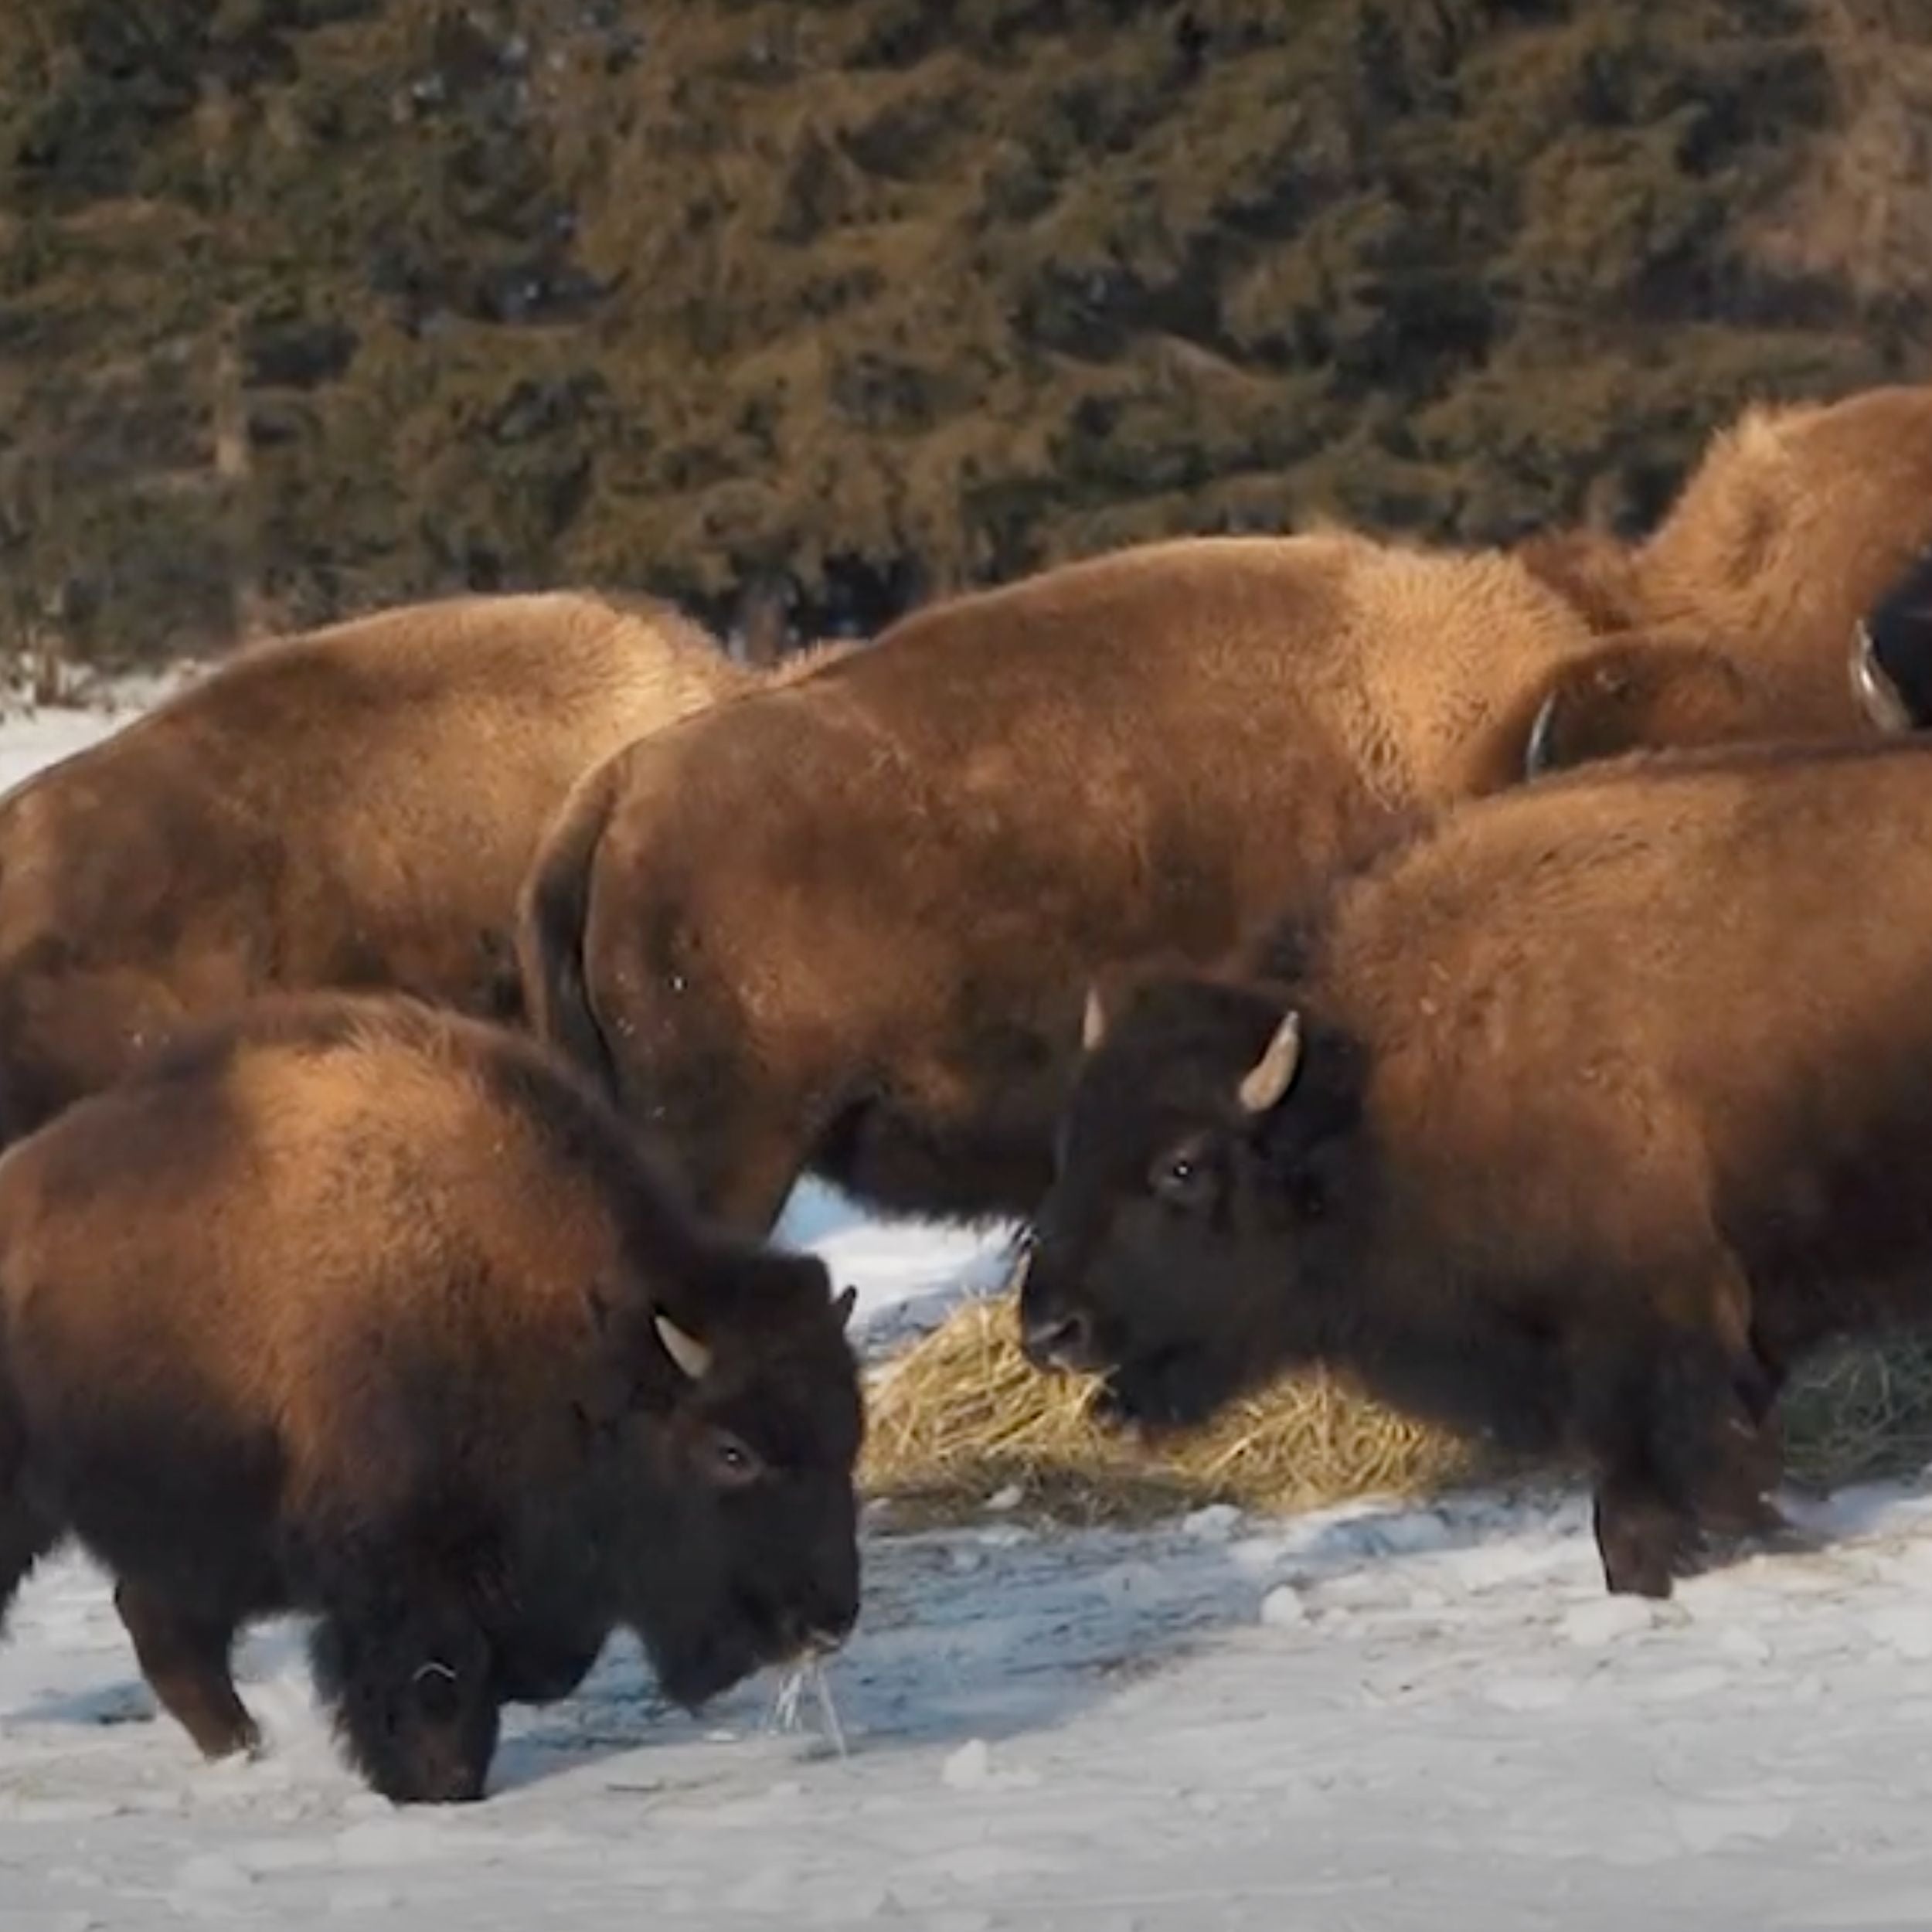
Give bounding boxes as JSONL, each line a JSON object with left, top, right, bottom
{"left": 519, "top": 502, "right": 1932, "bottom": 1235}
{"left": 0, "top": 993, "right": 863, "bottom": 1801}
{"left": 520, "top": 531, "right": 1618, "bottom": 1230}
{"left": 0, "top": 594, "right": 843, "bottom": 1146}
{"left": 1019, "top": 735, "right": 1932, "bottom": 1599}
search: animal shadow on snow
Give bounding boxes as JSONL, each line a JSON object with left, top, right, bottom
{"left": 6, "top": 1481, "right": 1603, "bottom": 1797}
{"left": 690, "top": 1486, "right": 1579, "bottom": 1771}
{"left": 18, "top": 1470, "right": 1856, "bottom": 1796}
{"left": 7, "top": 1599, "right": 716, "bottom": 1797}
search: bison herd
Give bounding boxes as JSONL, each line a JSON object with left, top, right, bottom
{"left": 2, "top": 380, "right": 1931, "bottom": 1801}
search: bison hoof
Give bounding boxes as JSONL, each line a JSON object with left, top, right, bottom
{"left": 1594, "top": 1498, "right": 1701, "bottom": 1600}
{"left": 1602, "top": 1554, "right": 1677, "bottom": 1600}
{"left": 192, "top": 1712, "right": 264, "bottom": 1764}
{"left": 1745, "top": 1515, "right": 1828, "bottom": 1561}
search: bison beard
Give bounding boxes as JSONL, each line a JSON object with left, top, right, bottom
{"left": 306, "top": 1569, "right": 499, "bottom": 1805}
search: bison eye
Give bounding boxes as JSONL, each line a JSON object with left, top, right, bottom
{"left": 1150, "top": 1141, "right": 1216, "bottom": 1210}
{"left": 702, "top": 1427, "right": 767, "bottom": 1489}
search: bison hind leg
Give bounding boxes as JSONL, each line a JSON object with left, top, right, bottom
{"left": 1580, "top": 1317, "right": 1783, "bottom": 1599}
{"left": 1590, "top": 1472, "right": 1700, "bottom": 1600}
{"left": 112, "top": 1579, "right": 260, "bottom": 1761}
{"left": 308, "top": 1566, "right": 499, "bottom": 1805}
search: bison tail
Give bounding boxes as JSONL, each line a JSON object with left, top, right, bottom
{"left": 515, "top": 755, "right": 623, "bottom": 1097}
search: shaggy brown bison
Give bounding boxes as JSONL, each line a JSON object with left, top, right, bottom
{"left": 1017, "top": 733, "right": 1932, "bottom": 1600}
{"left": 0, "top": 590, "right": 836, "bottom": 1146}
{"left": 1519, "top": 383, "right": 1932, "bottom": 769}
{"left": 0, "top": 993, "right": 863, "bottom": 1801}
{"left": 519, "top": 497, "right": 1928, "bottom": 1237}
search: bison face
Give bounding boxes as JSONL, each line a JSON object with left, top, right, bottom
{"left": 1019, "top": 976, "right": 1357, "bottom": 1434}
{"left": 618, "top": 1254, "right": 866, "bottom": 1712}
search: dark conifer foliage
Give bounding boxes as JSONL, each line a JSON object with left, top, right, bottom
{"left": 0, "top": 2, "right": 1927, "bottom": 666}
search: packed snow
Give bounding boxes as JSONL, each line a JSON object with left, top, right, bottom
{"left": 2, "top": 697, "right": 1930, "bottom": 1930}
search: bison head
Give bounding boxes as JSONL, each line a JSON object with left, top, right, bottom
{"left": 611, "top": 1248, "right": 865, "bottom": 1712}
{"left": 1519, "top": 570, "right": 1932, "bottom": 784}
{"left": 1018, "top": 975, "right": 1360, "bottom": 1434}
{"left": 1519, "top": 639, "right": 1759, "bottom": 781}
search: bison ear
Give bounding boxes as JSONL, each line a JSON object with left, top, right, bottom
{"left": 1237, "top": 1009, "right": 1303, "bottom": 1115}
{"left": 653, "top": 1312, "right": 713, "bottom": 1383}
{"left": 1081, "top": 984, "right": 1110, "bottom": 1053}
{"left": 832, "top": 1284, "right": 858, "bottom": 1331}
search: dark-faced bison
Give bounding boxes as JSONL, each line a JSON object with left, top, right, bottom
{"left": 0, "top": 993, "right": 864, "bottom": 1801}
{"left": 0, "top": 590, "right": 839, "bottom": 1147}
{"left": 519, "top": 408, "right": 1932, "bottom": 1235}
{"left": 1018, "top": 733, "right": 1932, "bottom": 1600}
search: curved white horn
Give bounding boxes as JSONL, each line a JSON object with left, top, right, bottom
{"left": 1081, "top": 984, "right": 1109, "bottom": 1053}
{"left": 1237, "top": 1010, "right": 1303, "bottom": 1114}
{"left": 654, "top": 1312, "right": 713, "bottom": 1383}
{"left": 1851, "top": 618, "right": 1914, "bottom": 733}
{"left": 1523, "top": 688, "right": 1560, "bottom": 778}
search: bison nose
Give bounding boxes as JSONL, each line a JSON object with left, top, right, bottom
{"left": 780, "top": 1600, "right": 856, "bottom": 1662}
{"left": 1021, "top": 1308, "right": 1096, "bottom": 1373}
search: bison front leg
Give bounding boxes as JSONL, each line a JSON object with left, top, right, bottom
{"left": 112, "top": 1580, "right": 260, "bottom": 1760}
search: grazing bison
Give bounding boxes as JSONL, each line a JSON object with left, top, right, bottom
{"left": 1520, "top": 383, "right": 1932, "bottom": 770}
{"left": 0, "top": 994, "right": 864, "bottom": 1801}
{"left": 0, "top": 590, "right": 836, "bottom": 1146}
{"left": 1017, "top": 733, "right": 1932, "bottom": 1600}
{"left": 519, "top": 505, "right": 1928, "bottom": 1236}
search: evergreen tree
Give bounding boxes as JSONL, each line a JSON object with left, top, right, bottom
{"left": 0, "top": 0, "right": 1925, "bottom": 667}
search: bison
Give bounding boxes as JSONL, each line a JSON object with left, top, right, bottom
{"left": 1017, "top": 731, "right": 1932, "bottom": 1600}
{"left": 0, "top": 992, "right": 864, "bottom": 1801}
{"left": 518, "top": 426, "right": 1932, "bottom": 1235}
{"left": 1519, "top": 383, "right": 1932, "bottom": 770}
{"left": 0, "top": 590, "right": 838, "bottom": 1146}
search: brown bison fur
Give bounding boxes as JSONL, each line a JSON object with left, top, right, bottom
{"left": 519, "top": 529, "right": 1638, "bottom": 1231}
{"left": 519, "top": 517, "right": 1932, "bottom": 1236}
{"left": 1519, "top": 383, "right": 1932, "bottom": 768}
{"left": 1019, "top": 733, "right": 1932, "bottom": 1600}
{"left": 0, "top": 992, "right": 864, "bottom": 1802}
{"left": 0, "top": 590, "right": 845, "bottom": 1146}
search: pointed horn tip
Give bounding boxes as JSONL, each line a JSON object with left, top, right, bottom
{"left": 1237, "top": 1009, "right": 1304, "bottom": 1114}
{"left": 1081, "top": 984, "right": 1108, "bottom": 1053}
{"left": 1852, "top": 618, "right": 1915, "bottom": 733}
{"left": 654, "top": 1311, "right": 713, "bottom": 1382}
{"left": 1524, "top": 688, "right": 1560, "bottom": 778}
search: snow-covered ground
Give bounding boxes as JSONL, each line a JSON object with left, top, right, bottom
{"left": 4, "top": 698, "right": 1932, "bottom": 1930}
